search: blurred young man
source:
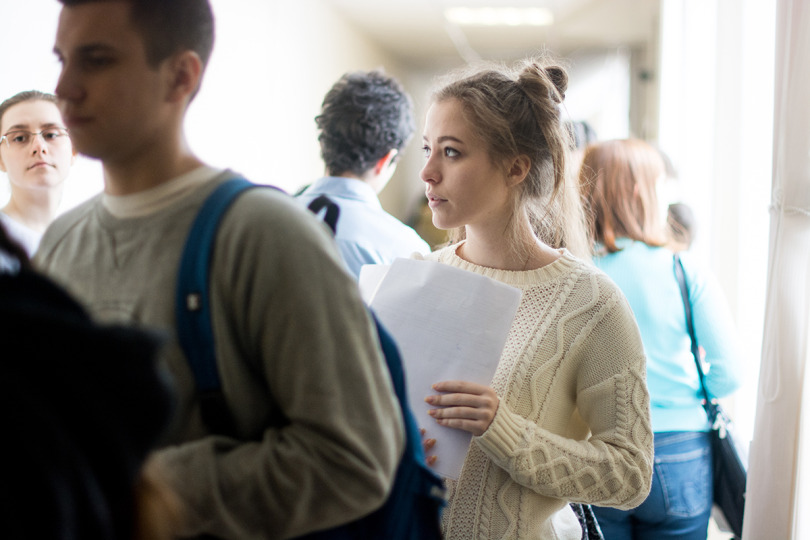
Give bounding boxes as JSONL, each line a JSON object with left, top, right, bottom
{"left": 36, "top": 1, "right": 403, "bottom": 538}
{"left": 297, "top": 70, "right": 429, "bottom": 278}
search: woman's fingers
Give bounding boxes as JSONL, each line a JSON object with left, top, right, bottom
{"left": 427, "top": 405, "right": 492, "bottom": 421}
{"left": 431, "top": 417, "right": 490, "bottom": 434}
{"left": 432, "top": 380, "right": 488, "bottom": 394}
{"left": 425, "top": 380, "right": 500, "bottom": 436}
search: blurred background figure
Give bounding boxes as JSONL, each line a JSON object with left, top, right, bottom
{"left": 580, "top": 138, "right": 743, "bottom": 540}
{"left": 297, "top": 69, "right": 429, "bottom": 278}
{"left": 0, "top": 90, "right": 75, "bottom": 256}
{"left": 667, "top": 202, "right": 697, "bottom": 252}
{"left": 566, "top": 119, "right": 598, "bottom": 166}
{"left": 0, "top": 221, "right": 181, "bottom": 540}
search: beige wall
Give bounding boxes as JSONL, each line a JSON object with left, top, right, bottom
{"left": 188, "top": 0, "right": 411, "bottom": 195}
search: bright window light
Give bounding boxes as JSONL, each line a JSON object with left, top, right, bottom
{"left": 444, "top": 6, "right": 554, "bottom": 26}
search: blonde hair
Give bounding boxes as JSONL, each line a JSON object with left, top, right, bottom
{"left": 580, "top": 138, "right": 667, "bottom": 253}
{"left": 431, "top": 57, "right": 590, "bottom": 260}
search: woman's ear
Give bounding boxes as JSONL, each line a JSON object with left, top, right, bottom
{"left": 506, "top": 155, "right": 531, "bottom": 187}
{"left": 164, "top": 50, "right": 203, "bottom": 104}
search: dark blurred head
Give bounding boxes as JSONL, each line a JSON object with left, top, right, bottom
{"left": 667, "top": 202, "right": 697, "bottom": 250}
{"left": 0, "top": 272, "right": 174, "bottom": 539}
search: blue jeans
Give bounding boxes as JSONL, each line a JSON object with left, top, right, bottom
{"left": 592, "top": 431, "right": 712, "bottom": 540}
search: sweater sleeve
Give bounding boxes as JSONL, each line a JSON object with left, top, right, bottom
{"left": 153, "top": 190, "right": 405, "bottom": 539}
{"left": 475, "top": 283, "right": 653, "bottom": 510}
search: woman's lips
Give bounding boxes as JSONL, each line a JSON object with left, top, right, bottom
{"left": 427, "top": 194, "right": 446, "bottom": 208}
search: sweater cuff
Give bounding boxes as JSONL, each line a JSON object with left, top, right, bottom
{"left": 476, "top": 403, "right": 527, "bottom": 462}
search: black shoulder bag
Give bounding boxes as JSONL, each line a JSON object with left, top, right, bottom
{"left": 673, "top": 254, "right": 747, "bottom": 539}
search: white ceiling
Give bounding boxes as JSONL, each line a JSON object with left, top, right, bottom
{"left": 327, "top": 0, "right": 661, "bottom": 67}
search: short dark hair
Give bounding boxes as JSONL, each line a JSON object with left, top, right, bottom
{"left": 565, "top": 120, "right": 598, "bottom": 150}
{"left": 667, "top": 202, "right": 697, "bottom": 248}
{"left": 58, "top": 0, "right": 215, "bottom": 70}
{"left": 316, "top": 70, "right": 414, "bottom": 177}
{"left": 0, "top": 90, "right": 57, "bottom": 132}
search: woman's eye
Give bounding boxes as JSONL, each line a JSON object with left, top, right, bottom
{"left": 444, "top": 147, "right": 459, "bottom": 158}
{"left": 422, "top": 145, "right": 431, "bottom": 158}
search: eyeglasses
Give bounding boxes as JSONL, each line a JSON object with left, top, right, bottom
{"left": 0, "top": 127, "right": 70, "bottom": 149}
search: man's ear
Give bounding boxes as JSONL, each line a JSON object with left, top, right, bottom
{"left": 506, "top": 154, "right": 531, "bottom": 187}
{"left": 374, "top": 149, "right": 399, "bottom": 176}
{"left": 165, "top": 50, "right": 203, "bottom": 104}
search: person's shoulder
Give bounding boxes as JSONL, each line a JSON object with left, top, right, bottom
{"left": 421, "top": 243, "right": 454, "bottom": 263}
{"left": 568, "top": 251, "right": 632, "bottom": 301}
{"left": 37, "top": 195, "right": 101, "bottom": 259}
{"left": 674, "top": 249, "right": 719, "bottom": 296}
{"left": 674, "top": 249, "right": 709, "bottom": 277}
{"left": 52, "top": 195, "right": 100, "bottom": 229}
{"left": 217, "top": 180, "right": 337, "bottom": 253}
{"left": 231, "top": 183, "right": 316, "bottom": 224}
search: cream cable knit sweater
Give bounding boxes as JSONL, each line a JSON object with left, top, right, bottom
{"left": 426, "top": 243, "right": 653, "bottom": 540}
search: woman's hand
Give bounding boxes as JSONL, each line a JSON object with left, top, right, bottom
{"left": 425, "top": 380, "right": 499, "bottom": 436}
{"left": 420, "top": 428, "right": 438, "bottom": 466}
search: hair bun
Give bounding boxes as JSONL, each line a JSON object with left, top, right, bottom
{"left": 544, "top": 66, "right": 568, "bottom": 102}
{"left": 518, "top": 61, "right": 568, "bottom": 104}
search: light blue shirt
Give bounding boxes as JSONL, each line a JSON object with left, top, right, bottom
{"left": 593, "top": 239, "right": 743, "bottom": 432}
{"left": 296, "top": 177, "right": 430, "bottom": 279}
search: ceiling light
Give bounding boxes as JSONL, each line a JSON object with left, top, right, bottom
{"left": 444, "top": 6, "right": 554, "bottom": 27}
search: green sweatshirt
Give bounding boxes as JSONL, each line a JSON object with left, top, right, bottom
{"left": 35, "top": 170, "right": 404, "bottom": 539}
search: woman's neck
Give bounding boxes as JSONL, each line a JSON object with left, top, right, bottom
{"left": 461, "top": 219, "right": 561, "bottom": 271}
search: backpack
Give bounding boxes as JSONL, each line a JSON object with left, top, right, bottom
{"left": 175, "top": 177, "right": 445, "bottom": 540}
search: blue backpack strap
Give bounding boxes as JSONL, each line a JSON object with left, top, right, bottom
{"left": 370, "top": 314, "right": 446, "bottom": 538}
{"left": 175, "top": 177, "right": 256, "bottom": 437}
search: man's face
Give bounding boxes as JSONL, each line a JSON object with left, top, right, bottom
{"left": 0, "top": 100, "right": 75, "bottom": 191}
{"left": 53, "top": 1, "right": 171, "bottom": 162}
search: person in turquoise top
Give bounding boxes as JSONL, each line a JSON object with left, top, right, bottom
{"left": 580, "top": 138, "right": 744, "bottom": 540}
{"left": 297, "top": 70, "right": 430, "bottom": 279}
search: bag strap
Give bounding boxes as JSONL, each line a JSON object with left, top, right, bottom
{"left": 175, "top": 177, "right": 257, "bottom": 437}
{"left": 673, "top": 254, "right": 714, "bottom": 416}
{"left": 306, "top": 195, "right": 340, "bottom": 235}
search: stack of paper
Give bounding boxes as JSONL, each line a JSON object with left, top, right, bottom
{"left": 359, "top": 258, "right": 522, "bottom": 479}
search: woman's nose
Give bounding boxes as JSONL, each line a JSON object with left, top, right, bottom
{"left": 420, "top": 159, "right": 438, "bottom": 184}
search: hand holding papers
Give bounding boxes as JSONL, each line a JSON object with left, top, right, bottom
{"left": 359, "top": 258, "right": 522, "bottom": 479}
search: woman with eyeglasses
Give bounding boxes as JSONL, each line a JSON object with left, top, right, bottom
{"left": 0, "top": 90, "right": 76, "bottom": 256}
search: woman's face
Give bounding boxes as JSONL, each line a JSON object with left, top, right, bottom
{"left": 0, "top": 100, "right": 75, "bottom": 192}
{"left": 420, "top": 98, "right": 514, "bottom": 232}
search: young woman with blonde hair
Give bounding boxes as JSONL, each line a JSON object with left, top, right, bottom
{"left": 419, "top": 58, "right": 654, "bottom": 539}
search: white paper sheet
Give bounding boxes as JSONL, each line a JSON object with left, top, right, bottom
{"left": 359, "top": 258, "right": 522, "bottom": 479}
